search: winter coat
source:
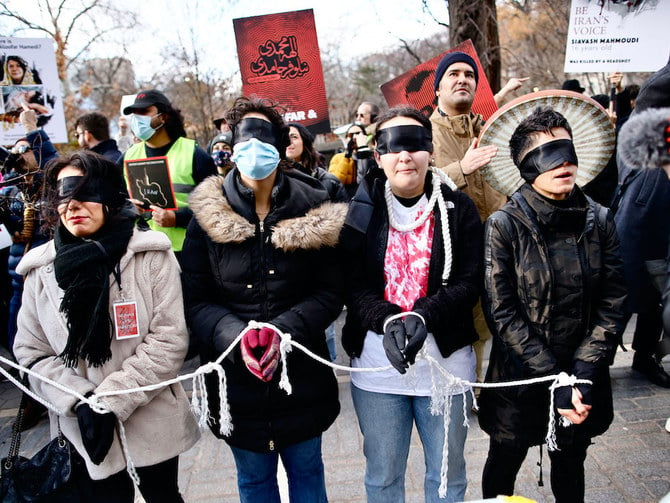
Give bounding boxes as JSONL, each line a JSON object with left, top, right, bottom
{"left": 90, "top": 138, "right": 122, "bottom": 163}
{"left": 612, "top": 163, "right": 670, "bottom": 312}
{"left": 182, "top": 167, "right": 347, "bottom": 453}
{"left": 13, "top": 229, "right": 200, "bottom": 480}
{"left": 478, "top": 185, "right": 627, "bottom": 448}
{"left": 340, "top": 168, "right": 482, "bottom": 359}
{"left": 430, "top": 109, "right": 507, "bottom": 221}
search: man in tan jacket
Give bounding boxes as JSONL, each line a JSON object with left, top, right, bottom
{"left": 430, "top": 51, "right": 507, "bottom": 382}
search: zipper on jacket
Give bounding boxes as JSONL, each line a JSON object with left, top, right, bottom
{"left": 258, "top": 219, "right": 269, "bottom": 320}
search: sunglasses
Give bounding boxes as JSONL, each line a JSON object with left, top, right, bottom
{"left": 10, "top": 144, "right": 32, "bottom": 155}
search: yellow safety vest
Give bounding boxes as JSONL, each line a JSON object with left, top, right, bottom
{"left": 124, "top": 137, "right": 196, "bottom": 251}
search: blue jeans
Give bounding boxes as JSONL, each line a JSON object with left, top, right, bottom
{"left": 351, "top": 384, "right": 470, "bottom": 503}
{"left": 325, "top": 323, "right": 337, "bottom": 362}
{"left": 230, "top": 436, "right": 327, "bottom": 503}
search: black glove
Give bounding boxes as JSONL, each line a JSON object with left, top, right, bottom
{"left": 572, "top": 360, "right": 597, "bottom": 406}
{"left": 554, "top": 385, "right": 574, "bottom": 410}
{"left": 76, "top": 403, "right": 116, "bottom": 465}
{"left": 403, "top": 314, "right": 428, "bottom": 365}
{"left": 383, "top": 318, "right": 408, "bottom": 374}
{"left": 345, "top": 138, "right": 355, "bottom": 158}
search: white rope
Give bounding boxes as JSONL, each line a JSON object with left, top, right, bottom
{"left": 1, "top": 323, "right": 591, "bottom": 497}
{"left": 384, "top": 168, "right": 453, "bottom": 284}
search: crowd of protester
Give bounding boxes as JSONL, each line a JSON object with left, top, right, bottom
{"left": 0, "top": 50, "right": 668, "bottom": 503}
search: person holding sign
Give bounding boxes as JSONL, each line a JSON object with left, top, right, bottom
{"left": 13, "top": 151, "right": 200, "bottom": 502}
{"left": 182, "top": 96, "right": 347, "bottom": 502}
{"left": 120, "top": 90, "right": 215, "bottom": 261}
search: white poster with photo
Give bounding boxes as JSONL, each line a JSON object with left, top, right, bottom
{"left": 0, "top": 37, "right": 67, "bottom": 145}
{"left": 564, "top": 0, "right": 670, "bottom": 73}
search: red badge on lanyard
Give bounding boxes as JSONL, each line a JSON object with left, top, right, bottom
{"left": 113, "top": 301, "right": 140, "bottom": 340}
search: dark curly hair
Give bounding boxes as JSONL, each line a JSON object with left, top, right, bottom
{"left": 42, "top": 151, "right": 129, "bottom": 229}
{"left": 225, "top": 96, "right": 290, "bottom": 159}
{"left": 509, "top": 106, "right": 573, "bottom": 167}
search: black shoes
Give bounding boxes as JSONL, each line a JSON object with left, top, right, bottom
{"left": 632, "top": 352, "right": 670, "bottom": 388}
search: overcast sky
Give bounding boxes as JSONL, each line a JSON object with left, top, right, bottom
{"left": 118, "top": 0, "right": 450, "bottom": 82}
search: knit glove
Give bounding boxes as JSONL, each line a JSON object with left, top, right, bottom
{"left": 403, "top": 313, "right": 428, "bottom": 366}
{"left": 76, "top": 402, "right": 116, "bottom": 465}
{"left": 345, "top": 138, "right": 355, "bottom": 158}
{"left": 554, "top": 385, "right": 574, "bottom": 410}
{"left": 240, "top": 329, "right": 264, "bottom": 380}
{"left": 257, "top": 327, "right": 281, "bottom": 382}
{"left": 572, "top": 360, "right": 597, "bottom": 406}
{"left": 383, "top": 318, "right": 408, "bottom": 374}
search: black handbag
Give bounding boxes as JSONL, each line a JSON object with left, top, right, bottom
{"left": 0, "top": 392, "right": 78, "bottom": 503}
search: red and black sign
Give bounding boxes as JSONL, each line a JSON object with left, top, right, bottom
{"left": 234, "top": 9, "right": 330, "bottom": 135}
{"left": 381, "top": 39, "right": 498, "bottom": 120}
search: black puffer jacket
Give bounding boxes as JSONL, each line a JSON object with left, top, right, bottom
{"left": 479, "top": 185, "right": 627, "bottom": 448}
{"left": 340, "top": 169, "right": 482, "bottom": 358}
{"left": 182, "top": 166, "right": 348, "bottom": 452}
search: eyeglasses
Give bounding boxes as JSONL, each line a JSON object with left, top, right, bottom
{"left": 356, "top": 113, "right": 368, "bottom": 118}
{"left": 10, "top": 144, "right": 31, "bottom": 155}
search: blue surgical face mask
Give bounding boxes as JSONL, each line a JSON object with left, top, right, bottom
{"left": 130, "top": 113, "right": 162, "bottom": 141}
{"left": 232, "top": 138, "right": 280, "bottom": 180}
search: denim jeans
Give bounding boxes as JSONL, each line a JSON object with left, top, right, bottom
{"left": 351, "top": 384, "right": 470, "bottom": 503}
{"left": 230, "top": 436, "right": 327, "bottom": 503}
{"left": 325, "top": 322, "right": 337, "bottom": 362}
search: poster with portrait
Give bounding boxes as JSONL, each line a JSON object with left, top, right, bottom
{"left": 233, "top": 9, "right": 331, "bottom": 135}
{"left": 380, "top": 40, "right": 498, "bottom": 121}
{"left": 124, "top": 156, "right": 177, "bottom": 211}
{"left": 0, "top": 37, "right": 67, "bottom": 145}
{"left": 564, "top": 0, "right": 670, "bottom": 73}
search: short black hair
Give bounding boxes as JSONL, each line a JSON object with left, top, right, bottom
{"left": 75, "top": 112, "right": 110, "bottom": 141}
{"left": 509, "top": 106, "right": 573, "bottom": 167}
{"left": 225, "top": 96, "right": 290, "bottom": 159}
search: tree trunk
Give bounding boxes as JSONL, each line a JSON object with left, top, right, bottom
{"left": 447, "top": 0, "right": 501, "bottom": 92}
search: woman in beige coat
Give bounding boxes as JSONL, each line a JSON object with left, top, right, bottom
{"left": 13, "top": 151, "right": 199, "bottom": 503}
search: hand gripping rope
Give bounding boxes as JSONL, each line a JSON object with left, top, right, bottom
{"left": 0, "top": 318, "right": 591, "bottom": 497}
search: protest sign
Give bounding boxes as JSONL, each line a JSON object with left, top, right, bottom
{"left": 380, "top": 39, "right": 497, "bottom": 120}
{"left": 0, "top": 37, "right": 67, "bottom": 145}
{"left": 565, "top": 0, "right": 670, "bottom": 73}
{"left": 234, "top": 9, "right": 330, "bottom": 135}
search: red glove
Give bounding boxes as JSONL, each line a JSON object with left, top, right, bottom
{"left": 241, "top": 329, "right": 264, "bottom": 380}
{"left": 258, "top": 327, "right": 281, "bottom": 382}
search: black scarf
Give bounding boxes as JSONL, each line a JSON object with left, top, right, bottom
{"left": 54, "top": 207, "right": 135, "bottom": 368}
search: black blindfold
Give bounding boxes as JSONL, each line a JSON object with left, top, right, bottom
{"left": 376, "top": 125, "right": 433, "bottom": 155}
{"left": 234, "top": 117, "right": 278, "bottom": 147}
{"left": 57, "top": 176, "right": 118, "bottom": 205}
{"left": 518, "top": 139, "right": 578, "bottom": 183}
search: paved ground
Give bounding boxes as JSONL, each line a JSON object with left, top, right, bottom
{"left": 1, "top": 316, "right": 668, "bottom": 502}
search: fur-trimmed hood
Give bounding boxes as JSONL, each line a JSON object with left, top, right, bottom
{"left": 189, "top": 174, "right": 348, "bottom": 252}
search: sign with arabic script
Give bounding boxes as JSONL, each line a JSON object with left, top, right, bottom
{"left": 234, "top": 9, "right": 330, "bottom": 134}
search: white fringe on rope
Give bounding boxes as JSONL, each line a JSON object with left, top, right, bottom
{"left": 0, "top": 318, "right": 591, "bottom": 499}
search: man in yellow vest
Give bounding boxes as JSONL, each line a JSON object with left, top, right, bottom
{"left": 120, "top": 90, "right": 216, "bottom": 261}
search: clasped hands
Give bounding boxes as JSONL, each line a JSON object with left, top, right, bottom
{"left": 383, "top": 313, "right": 428, "bottom": 374}
{"left": 241, "top": 326, "right": 281, "bottom": 382}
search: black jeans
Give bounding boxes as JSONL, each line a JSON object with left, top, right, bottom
{"left": 482, "top": 438, "right": 589, "bottom": 503}
{"left": 72, "top": 451, "right": 184, "bottom": 503}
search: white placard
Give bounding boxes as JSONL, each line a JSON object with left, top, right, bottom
{"left": 564, "top": 0, "right": 670, "bottom": 73}
{"left": 0, "top": 37, "right": 67, "bottom": 145}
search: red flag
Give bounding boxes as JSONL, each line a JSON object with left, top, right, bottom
{"left": 234, "top": 9, "right": 331, "bottom": 134}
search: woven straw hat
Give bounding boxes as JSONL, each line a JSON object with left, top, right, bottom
{"left": 479, "top": 90, "right": 616, "bottom": 196}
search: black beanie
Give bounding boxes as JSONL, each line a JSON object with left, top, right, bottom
{"left": 433, "top": 52, "right": 479, "bottom": 91}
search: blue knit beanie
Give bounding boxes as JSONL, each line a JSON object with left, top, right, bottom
{"left": 433, "top": 52, "right": 479, "bottom": 91}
